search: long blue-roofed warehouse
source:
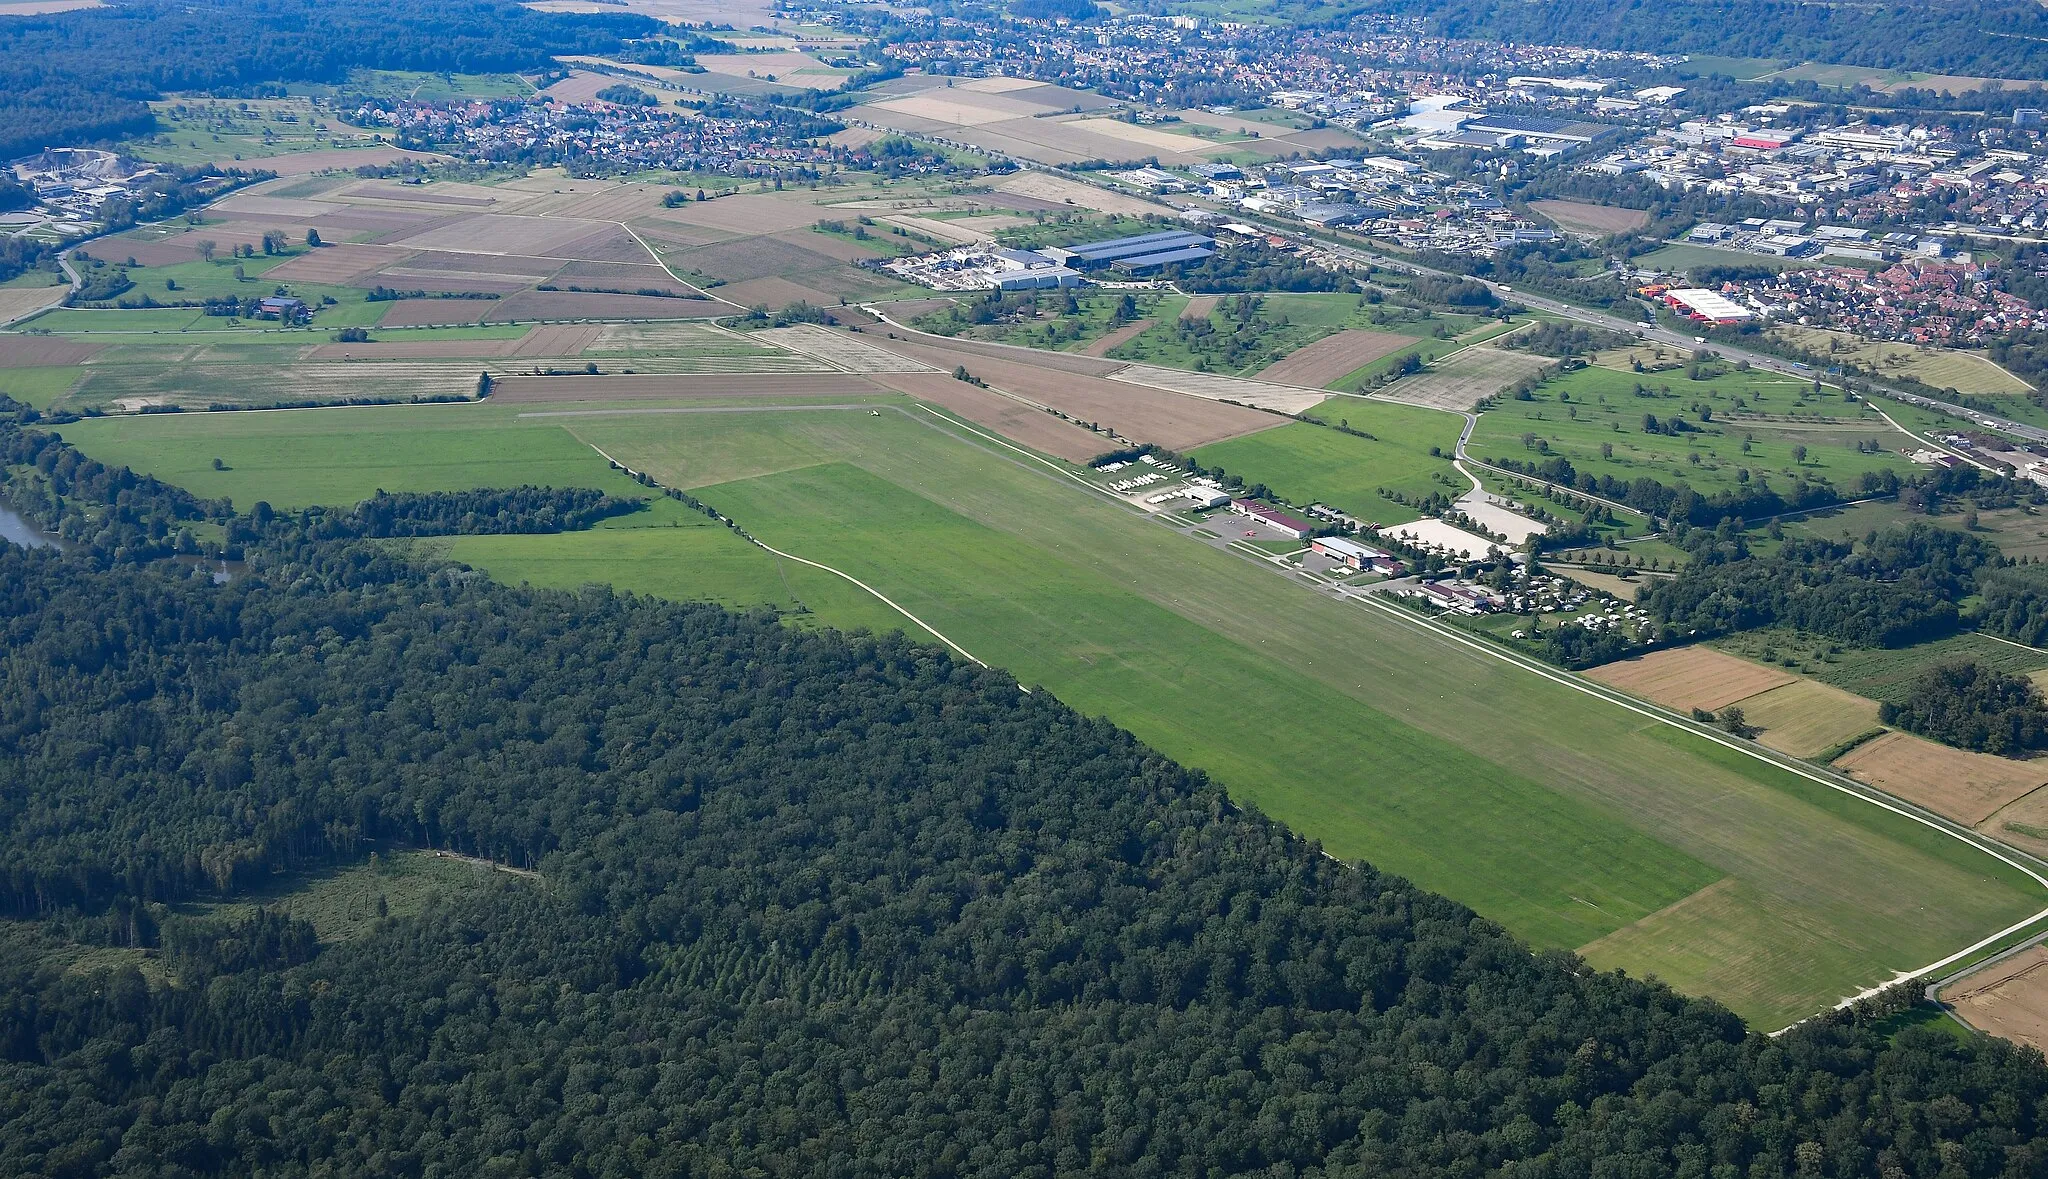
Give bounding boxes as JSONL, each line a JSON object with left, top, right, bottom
{"left": 1048, "top": 229, "right": 1216, "bottom": 273}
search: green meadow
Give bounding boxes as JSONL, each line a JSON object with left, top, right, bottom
{"left": 1470, "top": 361, "right": 1921, "bottom": 498}
{"left": 1190, "top": 405, "right": 1464, "bottom": 524}
{"left": 53, "top": 397, "right": 2048, "bottom": 1027}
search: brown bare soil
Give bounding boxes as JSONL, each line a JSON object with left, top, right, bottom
{"left": 485, "top": 290, "right": 720, "bottom": 322}
{"left": 375, "top": 300, "right": 495, "bottom": 327}
{"left": 0, "top": 336, "right": 101, "bottom": 366}
{"left": 1529, "top": 200, "right": 1653, "bottom": 235}
{"left": 309, "top": 208, "right": 441, "bottom": 235}
{"left": 864, "top": 337, "right": 1280, "bottom": 450}
{"left": 674, "top": 236, "right": 845, "bottom": 281}
{"left": 210, "top": 195, "right": 343, "bottom": 220}
{"left": 1584, "top": 646, "right": 1797, "bottom": 713}
{"left": 371, "top": 268, "right": 533, "bottom": 295}
{"left": 93, "top": 238, "right": 201, "bottom": 267}
{"left": 1941, "top": 945, "right": 2048, "bottom": 1051}
{"left": 780, "top": 228, "right": 884, "bottom": 264}
{"left": 645, "top": 194, "right": 825, "bottom": 235}
{"left": 714, "top": 276, "right": 840, "bottom": 309}
{"left": 393, "top": 214, "right": 611, "bottom": 257}
{"left": 1255, "top": 330, "right": 1413, "bottom": 388}
{"left": 511, "top": 325, "right": 605, "bottom": 357}
{"left": 1833, "top": 731, "right": 2048, "bottom": 825}
{"left": 351, "top": 184, "right": 498, "bottom": 207}
{"left": 402, "top": 251, "right": 559, "bottom": 276}
{"left": 542, "top": 71, "right": 630, "bottom": 105}
{"left": 876, "top": 373, "right": 1113, "bottom": 463}
{"left": 549, "top": 225, "right": 655, "bottom": 263}
{"left": 488, "top": 373, "right": 883, "bottom": 403}
{"left": 267, "top": 244, "right": 411, "bottom": 284}
{"left": 1180, "top": 296, "right": 1219, "bottom": 321}
{"left": 1080, "top": 320, "right": 1154, "bottom": 357}
{"left": 542, "top": 186, "right": 673, "bottom": 224}
{"left": 549, "top": 260, "right": 692, "bottom": 294}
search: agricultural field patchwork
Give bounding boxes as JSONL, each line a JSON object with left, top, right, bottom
{"left": 55, "top": 398, "right": 2048, "bottom": 1029}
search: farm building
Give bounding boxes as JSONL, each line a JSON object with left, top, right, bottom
{"left": 1311, "top": 536, "right": 1393, "bottom": 570}
{"left": 1051, "top": 230, "right": 1216, "bottom": 272}
{"left": 1230, "top": 498, "right": 1312, "bottom": 539}
{"left": 257, "top": 296, "right": 310, "bottom": 323}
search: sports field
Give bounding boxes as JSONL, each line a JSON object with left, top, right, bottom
{"left": 56, "top": 397, "right": 2048, "bottom": 1028}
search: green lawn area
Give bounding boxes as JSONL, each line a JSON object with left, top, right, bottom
{"left": 0, "top": 367, "right": 85, "bottom": 408}
{"left": 52, "top": 398, "right": 2048, "bottom": 1028}
{"left": 1189, "top": 406, "right": 1463, "bottom": 525}
{"left": 1634, "top": 243, "right": 1802, "bottom": 277}
{"left": 1678, "top": 56, "right": 1785, "bottom": 81}
{"left": 1470, "top": 361, "right": 1919, "bottom": 500}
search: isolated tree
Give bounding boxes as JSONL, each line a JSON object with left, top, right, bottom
{"left": 196, "top": 239, "right": 217, "bottom": 262}
{"left": 1792, "top": 444, "right": 1808, "bottom": 464}
{"left": 305, "top": 229, "right": 323, "bottom": 247}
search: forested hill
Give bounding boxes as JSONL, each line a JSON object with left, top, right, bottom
{"left": 1240, "top": 0, "right": 2048, "bottom": 78}
{"left": 0, "top": 0, "right": 660, "bottom": 159}
{"left": 1, "top": 416, "right": 2047, "bottom": 1175}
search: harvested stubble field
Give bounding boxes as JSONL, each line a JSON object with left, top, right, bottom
{"left": 992, "top": 172, "right": 1164, "bottom": 217}
{"left": 754, "top": 324, "right": 936, "bottom": 373}
{"left": 1832, "top": 731, "right": 2048, "bottom": 826}
{"left": 0, "top": 288, "right": 69, "bottom": 326}
{"left": 1254, "top": 330, "right": 1414, "bottom": 388}
{"left": 1941, "top": 944, "right": 2048, "bottom": 1052}
{"left": 376, "top": 300, "right": 499, "bottom": 327}
{"left": 876, "top": 372, "right": 1112, "bottom": 463}
{"left": 1375, "top": 346, "right": 1555, "bottom": 411}
{"left": 485, "top": 373, "right": 884, "bottom": 403}
{"left": 266, "top": 245, "right": 410, "bottom": 284}
{"left": 1735, "top": 680, "right": 1882, "bottom": 758}
{"left": 1528, "top": 200, "right": 1652, "bottom": 235}
{"left": 390, "top": 214, "right": 616, "bottom": 258}
{"left": 645, "top": 193, "right": 828, "bottom": 236}
{"left": 1585, "top": 646, "right": 1797, "bottom": 713}
{"left": 485, "top": 291, "right": 722, "bottom": 322}
{"left": 866, "top": 336, "right": 1281, "bottom": 450}
{"left": 1109, "top": 365, "right": 1326, "bottom": 415}
{"left": 400, "top": 251, "right": 560, "bottom": 276}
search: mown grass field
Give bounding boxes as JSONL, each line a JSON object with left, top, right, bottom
{"left": 1470, "top": 361, "right": 1920, "bottom": 498}
{"left": 1189, "top": 405, "right": 1462, "bottom": 525}
{"left": 1768, "top": 325, "right": 2032, "bottom": 396}
{"left": 55, "top": 398, "right": 2048, "bottom": 1028}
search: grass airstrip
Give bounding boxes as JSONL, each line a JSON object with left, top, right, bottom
{"left": 58, "top": 395, "right": 2048, "bottom": 1029}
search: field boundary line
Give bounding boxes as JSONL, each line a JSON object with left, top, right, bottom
{"left": 567, "top": 428, "right": 992, "bottom": 669}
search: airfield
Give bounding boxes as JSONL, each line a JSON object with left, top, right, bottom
{"left": 11, "top": 149, "right": 2048, "bottom": 1032}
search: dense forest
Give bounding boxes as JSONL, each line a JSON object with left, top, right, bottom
{"left": 0, "top": 0, "right": 661, "bottom": 158}
{"left": 2, "top": 410, "right": 2048, "bottom": 1174}
{"left": 1209, "top": 0, "right": 2048, "bottom": 77}
{"left": 1880, "top": 661, "right": 2048, "bottom": 755}
{"left": 1640, "top": 523, "right": 2003, "bottom": 651}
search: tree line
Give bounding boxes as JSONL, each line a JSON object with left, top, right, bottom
{"left": 0, "top": 0, "right": 664, "bottom": 158}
